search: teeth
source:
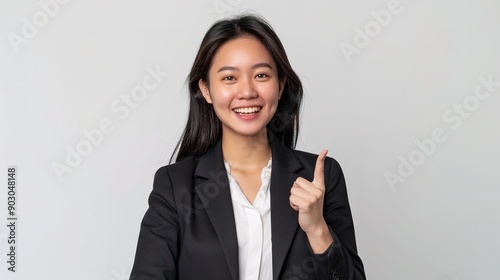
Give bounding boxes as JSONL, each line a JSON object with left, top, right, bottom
{"left": 233, "top": 107, "right": 261, "bottom": 114}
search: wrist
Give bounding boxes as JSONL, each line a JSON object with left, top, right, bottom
{"left": 305, "top": 222, "right": 334, "bottom": 254}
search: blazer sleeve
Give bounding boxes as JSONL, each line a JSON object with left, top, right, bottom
{"left": 313, "top": 158, "right": 366, "bottom": 280}
{"left": 130, "top": 166, "right": 179, "bottom": 280}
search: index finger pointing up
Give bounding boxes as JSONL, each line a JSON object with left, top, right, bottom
{"left": 312, "top": 149, "right": 328, "bottom": 186}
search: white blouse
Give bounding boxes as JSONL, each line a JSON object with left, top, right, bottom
{"left": 224, "top": 159, "right": 273, "bottom": 280}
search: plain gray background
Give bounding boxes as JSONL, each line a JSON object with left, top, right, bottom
{"left": 1, "top": 0, "right": 499, "bottom": 279}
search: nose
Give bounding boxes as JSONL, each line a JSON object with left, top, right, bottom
{"left": 236, "top": 76, "right": 258, "bottom": 99}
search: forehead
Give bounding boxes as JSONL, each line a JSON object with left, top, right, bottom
{"left": 210, "top": 36, "right": 276, "bottom": 69}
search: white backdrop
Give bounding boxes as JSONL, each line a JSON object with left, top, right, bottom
{"left": 1, "top": 0, "right": 499, "bottom": 279}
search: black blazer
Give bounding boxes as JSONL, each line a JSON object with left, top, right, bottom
{"left": 130, "top": 135, "right": 365, "bottom": 280}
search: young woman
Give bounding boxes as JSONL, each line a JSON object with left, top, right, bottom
{"left": 130, "top": 14, "right": 365, "bottom": 280}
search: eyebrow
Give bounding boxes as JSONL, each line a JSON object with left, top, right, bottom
{"left": 216, "top": 62, "right": 274, "bottom": 73}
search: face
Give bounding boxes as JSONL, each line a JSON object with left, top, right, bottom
{"left": 199, "top": 36, "right": 285, "bottom": 139}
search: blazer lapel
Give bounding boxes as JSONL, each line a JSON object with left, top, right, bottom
{"left": 269, "top": 135, "right": 304, "bottom": 280}
{"left": 192, "top": 133, "right": 304, "bottom": 280}
{"left": 194, "top": 140, "right": 239, "bottom": 280}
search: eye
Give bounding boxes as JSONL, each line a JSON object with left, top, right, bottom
{"left": 222, "top": 76, "right": 235, "bottom": 81}
{"left": 255, "top": 73, "right": 269, "bottom": 79}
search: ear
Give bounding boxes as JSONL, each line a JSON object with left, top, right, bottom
{"left": 278, "top": 77, "right": 286, "bottom": 99}
{"left": 198, "top": 79, "right": 212, "bottom": 104}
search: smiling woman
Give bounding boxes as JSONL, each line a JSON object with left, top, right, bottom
{"left": 198, "top": 36, "right": 284, "bottom": 148}
{"left": 130, "top": 14, "right": 366, "bottom": 280}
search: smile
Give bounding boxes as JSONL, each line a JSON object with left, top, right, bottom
{"left": 232, "top": 106, "right": 262, "bottom": 115}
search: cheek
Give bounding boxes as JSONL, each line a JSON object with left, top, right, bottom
{"left": 209, "top": 85, "right": 234, "bottom": 107}
{"left": 260, "top": 84, "right": 281, "bottom": 106}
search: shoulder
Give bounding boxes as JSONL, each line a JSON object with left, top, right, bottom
{"left": 155, "top": 156, "right": 197, "bottom": 175}
{"left": 152, "top": 156, "right": 199, "bottom": 187}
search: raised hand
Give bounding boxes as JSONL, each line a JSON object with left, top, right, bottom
{"left": 289, "top": 149, "right": 333, "bottom": 253}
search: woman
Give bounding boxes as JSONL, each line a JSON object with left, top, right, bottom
{"left": 130, "top": 14, "right": 365, "bottom": 280}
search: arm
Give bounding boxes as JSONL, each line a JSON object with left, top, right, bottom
{"left": 130, "top": 167, "right": 179, "bottom": 280}
{"left": 290, "top": 152, "right": 366, "bottom": 280}
{"left": 314, "top": 157, "right": 366, "bottom": 280}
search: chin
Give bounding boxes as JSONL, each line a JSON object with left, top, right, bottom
{"left": 224, "top": 125, "right": 268, "bottom": 138}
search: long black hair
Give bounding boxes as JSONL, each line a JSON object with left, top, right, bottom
{"left": 170, "top": 14, "right": 303, "bottom": 163}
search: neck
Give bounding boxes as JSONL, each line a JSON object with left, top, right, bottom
{"left": 221, "top": 129, "right": 272, "bottom": 171}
